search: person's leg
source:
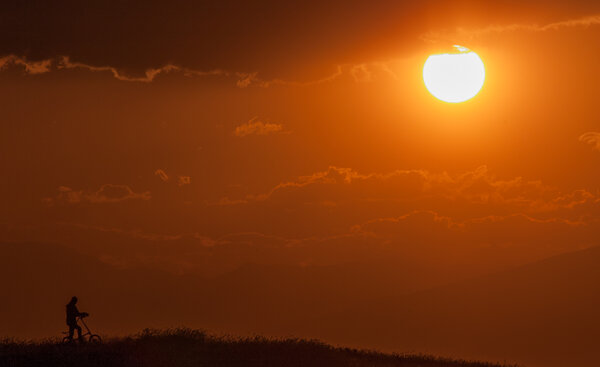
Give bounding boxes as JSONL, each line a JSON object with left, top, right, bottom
{"left": 68, "top": 324, "right": 75, "bottom": 339}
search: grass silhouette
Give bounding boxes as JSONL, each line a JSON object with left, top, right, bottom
{"left": 1, "top": 328, "right": 519, "bottom": 367}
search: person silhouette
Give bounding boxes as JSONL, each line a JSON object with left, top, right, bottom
{"left": 66, "top": 296, "right": 88, "bottom": 341}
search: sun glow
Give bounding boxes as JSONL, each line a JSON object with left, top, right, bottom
{"left": 423, "top": 46, "right": 485, "bottom": 103}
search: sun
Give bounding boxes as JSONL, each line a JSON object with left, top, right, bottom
{"left": 423, "top": 45, "right": 485, "bottom": 103}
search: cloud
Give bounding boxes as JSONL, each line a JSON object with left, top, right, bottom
{"left": 536, "top": 15, "right": 600, "bottom": 31}
{"left": 0, "top": 55, "right": 52, "bottom": 74}
{"left": 59, "top": 57, "right": 180, "bottom": 82}
{"left": 154, "top": 169, "right": 169, "bottom": 182}
{"left": 422, "top": 14, "right": 600, "bottom": 43}
{"left": 0, "top": 53, "right": 376, "bottom": 88}
{"left": 177, "top": 176, "right": 192, "bottom": 186}
{"left": 579, "top": 132, "right": 600, "bottom": 151}
{"left": 348, "top": 62, "right": 398, "bottom": 83}
{"left": 233, "top": 66, "right": 345, "bottom": 88}
{"left": 46, "top": 184, "right": 151, "bottom": 205}
{"left": 57, "top": 56, "right": 230, "bottom": 83}
{"left": 0, "top": 54, "right": 245, "bottom": 84}
{"left": 220, "top": 165, "right": 558, "bottom": 206}
{"left": 0, "top": 53, "right": 373, "bottom": 87}
{"left": 0, "top": 54, "right": 234, "bottom": 82}
{"left": 353, "top": 210, "right": 586, "bottom": 245}
{"left": 0, "top": 54, "right": 395, "bottom": 87}
{"left": 234, "top": 117, "right": 285, "bottom": 137}
{"left": 154, "top": 169, "right": 191, "bottom": 186}
{"left": 232, "top": 62, "right": 400, "bottom": 88}
{"left": 214, "top": 165, "right": 600, "bottom": 237}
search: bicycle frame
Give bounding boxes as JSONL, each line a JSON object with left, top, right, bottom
{"left": 78, "top": 317, "right": 93, "bottom": 337}
{"left": 62, "top": 316, "right": 101, "bottom": 343}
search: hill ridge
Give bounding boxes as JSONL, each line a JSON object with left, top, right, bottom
{"left": 0, "top": 328, "right": 519, "bottom": 367}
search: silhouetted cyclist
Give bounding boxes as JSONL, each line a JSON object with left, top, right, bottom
{"left": 66, "top": 296, "right": 89, "bottom": 341}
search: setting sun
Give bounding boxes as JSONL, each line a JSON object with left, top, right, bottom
{"left": 423, "top": 46, "right": 485, "bottom": 103}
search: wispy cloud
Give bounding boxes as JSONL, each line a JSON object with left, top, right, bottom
{"left": 235, "top": 62, "right": 398, "bottom": 88}
{"left": 0, "top": 55, "right": 52, "bottom": 74}
{"left": 233, "top": 117, "right": 285, "bottom": 137}
{"left": 154, "top": 169, "right": 191, "bottom": 186}
{"left": 0, "top": 54, "right": 231, "bottom": 83}
{"left": 177, "top": 176, "right": 192, "bottom": 186}
{"left": 530, "top": 15, "right": 600, "bottom": 31}
{"left": 0, "top": 54, "right": 397, "bottom": 87}
{"left": 215, "top": 165, "right": 599, "bottom": 221}
{"left": 58, "top": 56, "right": 227, "bottom": 83}
{"left": 234, "top": 66, "right": 345, "bottom": 88}
{"left": 422, "top": 14, "right": 600, "bottom": 43}
{"left": 154, "top": 169, "right": 170, "bottom": 182}
{"left": 45, "top": 184, "right": 150, "bottom": 205}
{"left": 579, "top": 132, "right": 600, "bottom": 151}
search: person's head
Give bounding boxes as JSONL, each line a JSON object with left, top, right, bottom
{"left": 70, "top": 296, "right": 78, "bottom": 304}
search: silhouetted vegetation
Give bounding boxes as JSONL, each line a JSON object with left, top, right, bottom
{"left": 0, "top": 328, "right": 519, "bottom": 367}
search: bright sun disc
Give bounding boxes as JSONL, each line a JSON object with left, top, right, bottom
{"left": 423, "top": 45, "right": 485, "bottom": 103}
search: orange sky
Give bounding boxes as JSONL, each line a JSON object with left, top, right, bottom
{"left": 1, "top": 1, "right": 600, "bottom": 366}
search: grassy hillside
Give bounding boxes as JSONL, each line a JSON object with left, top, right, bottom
{"left": 1, "top": 329, "right": 517, "bottom": 367}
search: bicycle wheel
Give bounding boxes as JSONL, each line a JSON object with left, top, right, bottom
{"left": 89, "top": 334, "right": 102, "bottom": 343}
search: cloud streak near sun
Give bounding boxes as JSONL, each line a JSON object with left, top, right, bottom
{"left": 421, "top": 14, "right": 600, "bottom": 43}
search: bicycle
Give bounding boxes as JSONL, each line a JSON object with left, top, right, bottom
{"left": 62, "top": 315, "right": 102, "bottom": 343}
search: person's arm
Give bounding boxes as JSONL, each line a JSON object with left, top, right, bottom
{"left": 74, "top": 306, "right": 86, "bottom": 317}
{"left": 73, "top": 305, "right": 89, "bottom": 318}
